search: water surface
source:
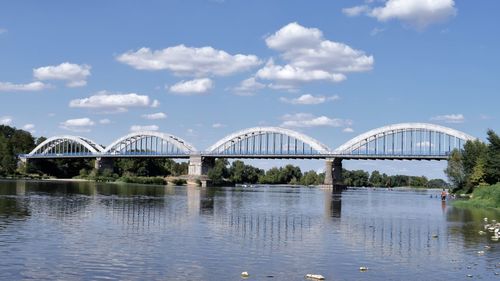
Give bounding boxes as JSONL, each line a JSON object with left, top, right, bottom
{"left": 0, "top": 180, "right": 498, "bottom": 280}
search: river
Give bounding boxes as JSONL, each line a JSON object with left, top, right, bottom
{"left": 0, "top": 180, "right": 498, "bottom": 280}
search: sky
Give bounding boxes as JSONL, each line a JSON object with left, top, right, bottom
{"left": 0, "top": 0, "right": 499, "bottom": 179}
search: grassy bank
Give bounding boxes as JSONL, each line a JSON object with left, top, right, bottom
{"left": 453, "top": 183, "right": 500, "bottom": 209}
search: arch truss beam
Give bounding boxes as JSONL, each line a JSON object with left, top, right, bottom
{"left": 102, "top": 131, "right": 196, "bottom": 156}
{"left": 206, "top": 127, "right": 331, "bottom": 156}
{"left": 333, "top": 123, "right": 476, "bottom": 157}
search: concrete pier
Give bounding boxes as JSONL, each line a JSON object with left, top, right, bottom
{"left": 324, "top": 158, "right": 345, "bottom": 191}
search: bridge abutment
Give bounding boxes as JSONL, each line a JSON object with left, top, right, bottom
{"left": 324, "top": 158, "right": 345, "bottom": 191}
{"left": 94, "top": 157, "right": 114, "bottom": 173}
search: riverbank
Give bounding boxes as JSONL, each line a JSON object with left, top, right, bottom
{"left": 453, "top": 184, "right": 500, "bottom": 209}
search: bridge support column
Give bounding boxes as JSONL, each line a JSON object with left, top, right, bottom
{"left": 188, "top": 154, "right": 215, "bottom": 186}
{"left": 94, "top": 157, "right": 114, "bottom": 173}
{"left": 17, "top": 157, "right": 28, "bottom": 169}
{"left": 324, "top": 158, "right": 345, "bottom": 191}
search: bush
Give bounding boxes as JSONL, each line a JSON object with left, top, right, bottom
{"left": 117, "top": 176, "right": 166, "bottom": 185}
{"left": 171, "top": 179, "right": 187, "bottom": 186}
{"left": 453, "top": 183, "right": 500, "bottom": 209}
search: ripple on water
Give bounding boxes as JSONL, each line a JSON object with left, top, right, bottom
{"left": 0, "top": 182, "right": 499, "bottom": 281}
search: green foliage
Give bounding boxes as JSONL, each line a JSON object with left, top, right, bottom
{"left": 469, "top": 157, "right": 487, "bottom": 187}
{"left": 484, "top": 130, "right": 500, "bottom": 184}
{"left": 117, "top": 176, "right": 166, "bottom": 185}
{"left": 207, "top": 158, "right": 229, "bottom": 186}
{"left": 445, "top": 130, "right": 500, "bottom": 193}
{"left": 0, "top": 125, "right": 35, "bottom": 175}
{"left": 343, "top": 169, "right": 369, "bottom": 187}
{"left": 453, "top": 183, "right": 500, "bottom": 209}
{"left": 427, "top": 179, "right": 449, "bottom": 189}
{"left": 29, "top": 158, "right": 94, "bottom": 178}
{"left": 171, "top": 178, "right": 187, "bottom": 186}
{"left": 229, "top": 160, "right": 264, "bottom": 184}
{"left": 445, "top": 149, "right": 466, "bottom": 191}
{"left": 300, "top": 170, "right": 323, "bottom": 186}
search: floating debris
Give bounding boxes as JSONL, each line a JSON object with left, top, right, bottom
{"left": 241, "top": 272, "right": 250, "bottom": 278}
{"left": 467, "top": 274, "right": 473, "bottom": 278}
{"left": 477, "top": 250, "right": 485, "bottom": 255}
{"left": 484, "top": 245, "right": 491, "bottom": 249}
{"left": 359, "top": 266, "right": 368, "bottom": 272}
{"left": 432, "top": 234, "right": 439, "bottom": 238}
{"left": 305, "top": 274, "right": 325, "bottom": 280}
{"left": 484, "top": 217, "right": 488, "bottom": 222}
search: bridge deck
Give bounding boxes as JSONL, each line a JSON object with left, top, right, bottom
{"left": 21, "top": 153, "right": 448, "bottom": 161}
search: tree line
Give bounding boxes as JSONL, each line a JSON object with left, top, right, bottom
{"left": 208, "top": 159, "right": 448, "bottom": 188}
{"left": 445, "top": 129, "right": 500, "bottom": 193}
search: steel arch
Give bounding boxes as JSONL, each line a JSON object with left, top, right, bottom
{"left": 102, "top": 131, "right": 197, "bottom": 155}
{"left": 206, "top": 126, "right": 331, "bottom": 154}
{"left": 28, "top": 135, "right": 103, "bottom": 156}
{"left": 334, "top": 123, "right": 476, "bottom": 155}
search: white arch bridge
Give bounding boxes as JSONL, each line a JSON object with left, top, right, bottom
{"left": 20, "top": 123, "right": 475, "bottom": 186}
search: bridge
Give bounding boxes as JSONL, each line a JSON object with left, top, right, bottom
{"left": 20, "top": 123, "right": 476, "bottom": 187}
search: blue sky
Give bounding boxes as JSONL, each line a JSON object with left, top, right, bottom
{"left": 0, "top": 0, "right": 498, "bottom": 178}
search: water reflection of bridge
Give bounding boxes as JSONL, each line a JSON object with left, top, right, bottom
{"left": 0, "top": 183, "right": 477, "bottom": 262}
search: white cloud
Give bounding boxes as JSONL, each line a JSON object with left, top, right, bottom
{"left": 280, "top": 94, "right": 340, "bottom": 105}
{"left": 33, "top": 62, "right": 91, "bottom": 87}
{"left": 370, "top": 27, "right": 386, "bottom": 36}
{"left": 342, "top": 5, "right": 370, "bottom": 17}
{"left": 343, "top": 127, "right": 354, "bottom": 133}
{"left": 23, "top": 124, "right": 36, "bottom": 133}
{"left": 69, "top": 91, "right": 152, "bottom": 112}
{"left": 142, "top": 112, "right": 167, "bottom": 120}
{"left": 258, "top": 23, "right": 373, "bottom": 86}
{"left": 212, "top": 123, "right": 225, "bottom": 128}
{"left": 116, "top": 45, "right": 261, "bottom": 76}
{"left": 130, "top": 125, "right": 159, "bottom": 132}
{"left": 0, "top": 28, "right": 7, "bottom": 34}
{"left": 280, "top": 113, "right": 352, "bottom": 128}
{"left": 99, "top": 118, "right": 111, "bottom": 124}
{"left": 60, "top": 118, "right": 95, "bottom": 132}
{"left": 23, "top": 124, "right": 35, "bottom": 130}
{"left": 0, "top": 116, "right": 13, "bottom": 125}
{"left": 233, "top": 77, "right": 265, "bottom": 96}
{"left": 266, "top": 22, "right": 323, "bottom": 51}
{"left": 151, "top": 99, "right": 160, "bottom": 108}
{"left": 0, "top": 81, "right": 50, "bottom": 92}
{"left": 257, "top": 59, "right": 346, "bottom": 83}
{"left": 431, "top": 114, "right": 465, "bottom": 124}
{"left": 186, "top": 128, "right": 197, "bottom": 137}
{"left": 369, "top": 0, "right": 457, "bottom": 30}
{"left": 169, "top": 78, "right": 213, "bottom": 95}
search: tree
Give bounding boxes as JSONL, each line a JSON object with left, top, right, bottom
{"left": 207, "top": 159, "right": 229, "bottom": 186}
{"left": 301, "top": 170, "right": 320, "bottom": 185}
{"left": 427, "top": 179, "right": 449, "bottom": 189}
{"left": 484, "top": 130, "right": 500, "bottom": 184}
{"left": 445, "top": 149, "right": 466, "bottom": 191}
{"left": 409, "top": 176, "right": 428, "bottom": 187}
{"left": 369, "top": 170, "right": 383, "bottom": 187}
{"left": 469, "top": 157, "right": 487, "bottom": 187}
